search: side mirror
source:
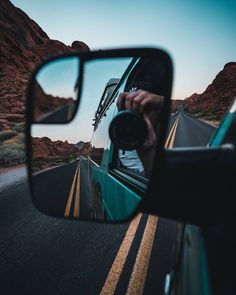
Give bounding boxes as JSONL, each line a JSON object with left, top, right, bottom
{"left": 26, "top": 48, "right": 173, "bottom": 222}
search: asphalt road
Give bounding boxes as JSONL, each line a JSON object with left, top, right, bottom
{"left": 32, "top": 158, "right": 106, "bottom": 220}
{"left": 170, "top": 107, "right": 216, "bottom": 147}
{"left": 0, "top": 168, "right": 176, "bottom": 294}
{"left": 32, "top": 161, "right": 78, "bottom": 216}
{"left": 0, "top": 109, "right": 216, "bottom": 295}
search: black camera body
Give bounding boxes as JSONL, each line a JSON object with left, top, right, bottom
{"left": 109, "top": 110, "right": 148, "bottom": 150}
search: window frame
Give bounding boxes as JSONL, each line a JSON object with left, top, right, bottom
{"left": 104, "top": 59, "right": 150, "bottom": 194}
{"left": 89, "top": 53, "right": 166, "bottom": 194}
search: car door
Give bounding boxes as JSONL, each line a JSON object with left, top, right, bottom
{"left": 82, "top": 59, "right": 146, "bottom": 221}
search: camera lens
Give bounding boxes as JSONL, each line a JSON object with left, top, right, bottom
{"left": 109, "top": 110, "right": 147, "bottom": 150}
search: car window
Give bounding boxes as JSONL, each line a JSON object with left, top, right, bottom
{"left": 90, "top": 56, "right": 164, "bottom": 184}
{"left": 111, "top": 57, "right": 166, "bottom": 180}
{"left": 117, "top": 150, "right": 145, "bottom": 175}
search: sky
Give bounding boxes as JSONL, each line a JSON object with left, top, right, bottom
{"left": 11, "top": 0, "right": 236, "bottom": 99}
{"left": 37, "top": 56, "right": 79, "bottom": 99}
{"left": 11, "top": 0, "right": 236, "bottom": 143}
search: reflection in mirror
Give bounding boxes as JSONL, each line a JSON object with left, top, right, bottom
{"left": 109, "top": 56, "right": 166, "bottom": 177}
{"left": 30, "top": 54, "right": 170, "bottom": 222}
{"left": 32, "top": 56, "right": 80, "bottom": 123}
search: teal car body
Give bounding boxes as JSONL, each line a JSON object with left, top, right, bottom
{"left": 80, "top": 58, "right": 147, "bottom": 221}
{"left": 169, "top": 98, "right": 236, "bottom": 295}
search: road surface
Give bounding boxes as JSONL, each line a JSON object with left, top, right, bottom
{"left": 167, "top": 107, "right": 216, "bottom": 148}
{"left": 32, "top": 158, "right": 98, "bottom": 220}
{"left": 0, "top": 109, "right": 216, "bottom": 294}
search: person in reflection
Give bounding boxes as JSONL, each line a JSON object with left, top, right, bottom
{"left": 117, "top": 88, "right": 164, "bottom": 177}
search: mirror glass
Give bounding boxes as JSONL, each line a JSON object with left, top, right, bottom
{"left": 32, "top": 56, "right": 80, "bottom": 123}
{"left": 29, "top": 53, "right": 171, "bottom": 221}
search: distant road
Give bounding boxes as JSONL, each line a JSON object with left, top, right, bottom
{"left": 167, "top": 107, "right": 216, "bottom": 148}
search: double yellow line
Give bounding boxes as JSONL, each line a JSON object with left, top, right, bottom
{"left": 100, "top": 214, "right": 158, "bottom": 295}
{"left": 100, "top": 116, "right": 180, "bottom": 294}
{"left": 165, "top": 116, "right": 179, "bottom": 148}
{"left": 64, "top": 163, "right": 81, "bottom": 218}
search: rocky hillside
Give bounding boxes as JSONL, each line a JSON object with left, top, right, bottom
{"left": 184, "top": 62, "right": 236, "bottom": 122}
{"left": 32, "top": 137, "right": 78, "bottom": 158}
{"left": 32, "top": 137, "right": 79, "bottom": 171}
{"left": 33, "top": 82, "right": 74, "bottom": 121}
{"left": 0, "top": 0, "right": 89, "bottom": 129}
{"left": 0, "top": 0, "right": 89, "bottom": 167}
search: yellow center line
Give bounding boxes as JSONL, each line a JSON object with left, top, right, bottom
{"left": 73, "top": 166, "right": 81, "bottom": 218}
{"left": 126, "top": 215, "right": 159, "bottom": 295}
{"left": 100, "top": 117, "right": 177, "bottom": 294}
{"left": 165, "top": 121, "right": 176, "bottom": 147}
{"left": 100, "top": 213, "right": 142, "bottom": 295}
{"left": 165, "top": 116, "right": 180, "bottom": 148}
{"left": 64, "top": 164, "right": 79, "bottom": 217}
{"left": 168, "top": 117, "right": 179, "bottom": 148}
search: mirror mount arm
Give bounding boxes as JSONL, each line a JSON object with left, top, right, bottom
{"left": 142, "top": 144, "right": 236, "bottom": 226}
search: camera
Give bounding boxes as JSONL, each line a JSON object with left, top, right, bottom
{"left": 109, "top": 110, "right": 148, "bottom": 150}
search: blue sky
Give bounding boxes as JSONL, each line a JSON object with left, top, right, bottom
{"left": 12, "top": 0, "right": 236, "bottom": 100}
{"left": 11, "top": 0, "right": 236, "bottom": 143}
{"left": 37, "top": 56, "right": 79, "bottom": 99}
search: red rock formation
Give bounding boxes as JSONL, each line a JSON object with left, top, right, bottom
{"left": 0, "top": 0, "right": 89, "bottom": 130}
{"left": 184, "top": 62, "right": 236, "bottom": 121}
{"left": 33, "top": 82, "right": 74, "bottom": 120}
{"left": 71, "top": 40, "right": 90, "bottom": 51}
{"left": 32, "top": 137, "right": 78, "bottom": 158}
{"left": 31, "top": 136, "right": 79, "bottom": 171}
{"left": 184, "top": 93, "right": 200, "bottom": 105}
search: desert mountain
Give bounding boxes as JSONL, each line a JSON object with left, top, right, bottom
{"left": 0, "top": 0, "right": 89, "bottom": 167}
{"left": 0, "top": 0, "right": 89, "bottom": 130}
{"left": 32, "top": 137, "right": 78, "bottom": 158}
{"left": 31, "top": 137, "right": 79, "bottom": 171}
{"left": 184, "top": 62, "right": 236, "bottom": 121}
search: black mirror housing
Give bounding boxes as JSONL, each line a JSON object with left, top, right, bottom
{"left": 26, "top": 47, "right": 173, "bottom": 222}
